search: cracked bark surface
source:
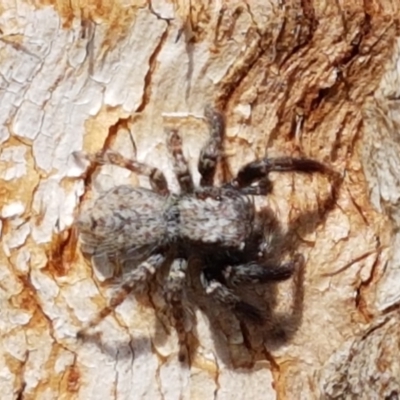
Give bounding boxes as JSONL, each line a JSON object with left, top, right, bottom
{"left": 0, "top": 1, "right": 399, "bottom": 399}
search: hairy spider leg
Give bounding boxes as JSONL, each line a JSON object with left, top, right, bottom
{"left": 221, "top": 256, "right": 303, "bottom": 286}
{"left": 198, "top": 106, "right": 225, "bottom": 187}
{"left": 164, "top": 258, "right": 190, "bottom": 361}
{"left": 86, "top": 150, "right": 170, "bottom": 195}
{"left": 231, "top": 157, "right": 331, "bottom": 190}
{"left": 77, "top": 253, "right": 166, "bottom": 338}
{"left": 200, "top": 271, "right": 264, "bottom": 324}
{"left": 166, "top": 129, "right": 195, "bottom": 193}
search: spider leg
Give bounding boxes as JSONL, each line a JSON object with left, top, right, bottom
{"left": 200, "top": 271, "right": 264, "bottom": 324}
{"left": 233, "top": 177, "right": 273, "bottom": 196}
{"left": 230, "top": 157, "right": 331, "bottom": 191}
{"left": 222, "top": 255, "right": 303, "bottom": 286}
{"left": 198, "top": 106, "right": 225, "bottom": 187}
{"left": 77, "top": 253, "right": 166, "bottom": 338}
{"left": 164, "top": 258, "right": 190, "bottom": 362}
{"left": 166, "top": 129, "right": 194, "bottom": 193}
{"left": 80, "top": 150, "right": 169, "bottom": 195}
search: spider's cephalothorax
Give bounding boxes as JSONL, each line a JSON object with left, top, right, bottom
{"left": 76, "top": 106, "right": 337, "bottom": 360}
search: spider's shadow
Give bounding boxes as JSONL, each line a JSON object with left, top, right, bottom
{"left": 185, "top": 171, "right": 340, "bottom": 367}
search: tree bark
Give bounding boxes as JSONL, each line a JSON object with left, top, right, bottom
{"left": 0, "top": 1, "right": 399, "bottom": 399}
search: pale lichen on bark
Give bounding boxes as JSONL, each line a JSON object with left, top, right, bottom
{"left": 0, "top": 0, "right": 399, "bottom": 399}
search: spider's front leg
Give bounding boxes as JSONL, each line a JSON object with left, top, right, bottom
{"left": 164, "top": 258, "right": 191, "bottom": 362}
{"left": 198, "top": 106, "right": 225, "bottom": 187}
{"left": 75, "top": 150, "right": 170, "bottom": 195}
{"left": 230, "top": 156, "right": 333, "bottom": 193}
{"left": 77, "top": 253, "right": 166, "bottom": 338}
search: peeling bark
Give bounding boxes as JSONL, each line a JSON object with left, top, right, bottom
{"left": 0, "top": 1, "right": 399, "bottom": 399}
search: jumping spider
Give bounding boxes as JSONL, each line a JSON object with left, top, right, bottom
{"left": 75, "top": 106, "right": 337, "bottom": 361}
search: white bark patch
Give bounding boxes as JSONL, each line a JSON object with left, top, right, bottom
{"left": 3, "top": 220, "right": 30, "bottom": 252}
{"left": 103, "top": 10, "right": 167, "bottom": 111}
{"left": 1, "top": 201, "right": 25, "bottom": 218}
{"left": 0, "top": 365, "right": 14, "bottom": 400}
{"left": 62, "top": 280, "right": 101, "bottom": 323}
{"left": 159, "top": 359, "right": 191, "bottom": 400}
{"left": 23, "top": 332, "right": 54, "bottom": 394}
{"left": 31, "top": 178, "right": 83, "bottom": 242}
{"left": 13, "top": 100, "right": 44, "bottom": 140}
{"left": 3, "top": 330, "right": 28, "bottom": 361}
{"left": 15, "top": 248, "right": 31, "bottom": 273}
{"left": 217, "top": 365, "right": 276, "bottom": 400}
{"left": 54, "top": 351, "right": 75, "bottom": 374}
{"left": 0, "top": 146, "right": 27, "bottom": 180}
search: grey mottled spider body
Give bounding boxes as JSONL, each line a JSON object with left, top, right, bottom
{"left": 76, "top": 107, "right": 336, "bottom": 361}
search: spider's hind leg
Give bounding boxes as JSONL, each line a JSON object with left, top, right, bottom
{"left": 77, "top": 253, "right": 166, "bottom": 338}
{"left": 222, "top": 255, "right": 304, "bottom": 286}
{"left": 200, "top": 269, "right": 264, "bottom": 324}
{"left": 164, "top": 258, "right": 192, "bottom": 362}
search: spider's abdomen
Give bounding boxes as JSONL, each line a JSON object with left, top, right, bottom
{"left": 77, "top": 185, "right": 170, "bottom": 262}
{"left": 177, "top": 188, "right": 254, "bottom": 249}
